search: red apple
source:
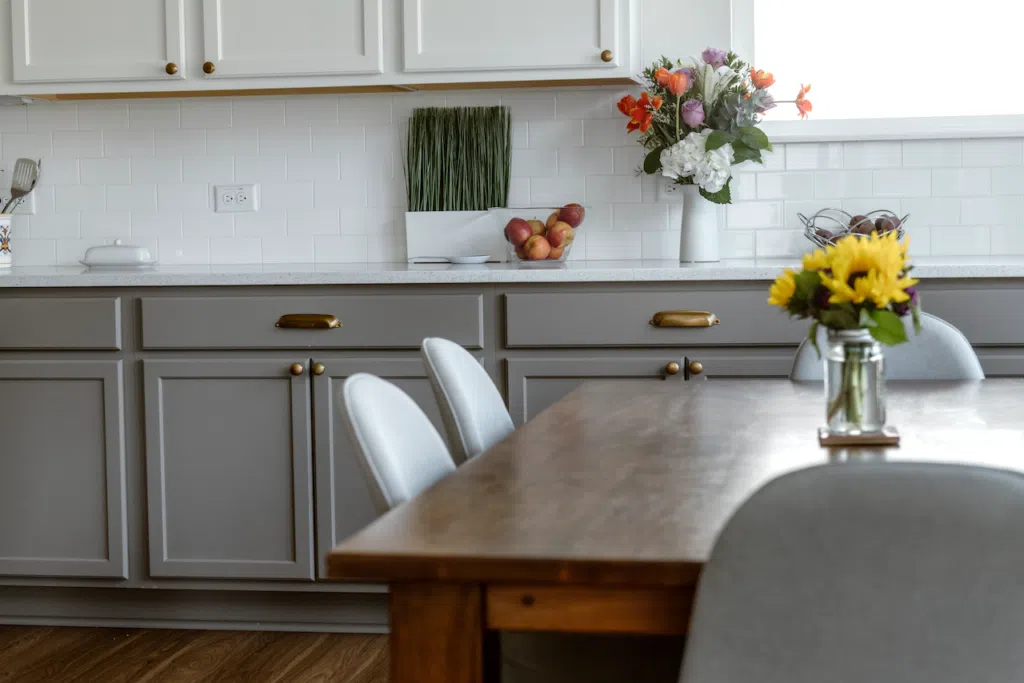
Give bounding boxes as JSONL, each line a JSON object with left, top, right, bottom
{"left": 549, "top": 246, "right": 566, "bottom": 259}
{"left": 545, "top": 211, "right": 561, "bottom": 230}
{"left": 547, "top": 221, "right": 575, "bottom": 248}
{"left": 527, "top": 219, "right": 546, "bottom": 236}
{"left": 558, "top": 203, "right": 585, "bottom": 228}
{"left": 523, "top": 234, "right": 551, "bottom": 260}
{"left": 515, "top": 245, "right": 527, "bottom": 260}
{"left": 504, "top": 218, "right": 532, "bottom": 247}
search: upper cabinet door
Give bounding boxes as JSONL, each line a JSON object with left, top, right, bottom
{"left": 11, "top": 0, "right": 186, "bottom": 83}
{"left": 202, "top": 0, "right": 383, "bottom": 78}
{"left": 403, "top": 0, "right": 624, "bottom": 73}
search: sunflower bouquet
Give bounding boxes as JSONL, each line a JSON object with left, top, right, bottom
{"left": 769, "top": 232, "right": 921, "bottom": 430}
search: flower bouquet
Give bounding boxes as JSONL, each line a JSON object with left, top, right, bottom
{"left": 617, "top": 48, "right": 810, "bottom": 262}
{"left": 768, "top": 232, "right": 921, "bottom": 435}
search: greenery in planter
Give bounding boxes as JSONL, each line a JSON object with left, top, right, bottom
{"left": 406, "top": 106, "right": 512, "bottom": 212}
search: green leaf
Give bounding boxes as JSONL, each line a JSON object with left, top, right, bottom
{"left": 868, "top": 309, "right": 909, "bottom": 345}
{"left": 819, "top": 304, "right": 859, "bottom": 330}
{"left": 737, "top": 126, "right": 772, "bottom": 151}
{"left": 705, "top": 130, "right": 731, "bottom": 152}
{"left": 643, "top": 147, "right": 665, "bottom": 174}
{"left": 732, "top": 146, "right": 762, "bottom": 164}
{"left": 911, "top": 303, "right": 922, "bottom": 334}
{"left": 858, "top": 308, "right": 877, "bottom": 328}
{"left": 793, "top": 269, "right": 821, "bottom": 302}
{"left": 808, "top": 320, "right": 821, "bottom": 359}
{"left": 699, "top": 181, "right": 731, "bottom": 205}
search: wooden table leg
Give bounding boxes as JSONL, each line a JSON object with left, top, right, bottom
{"left": 390, "top": 582, "right": 489, "bottom": 683}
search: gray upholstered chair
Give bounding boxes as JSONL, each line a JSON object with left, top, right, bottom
{"left": 790, "top": 312, "right": 984, "bottom": 380}
{"left": 679, "top": 463, "right": 1024, "bottom": 683}
{"left": 421, "top": 336, "right": 514, "bottom": 464}
{"left": 340, "top": 373, "right": 455, "bottom": 513}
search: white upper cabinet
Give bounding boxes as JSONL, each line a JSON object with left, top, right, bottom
{"left": 202, "top": 0, "right": 383, "bottom": 78}
{"left": 402, "top": 0, "right": 630, "bottom": 76}
{"left": 11, "top": 0, "right": 186, "bottom": 83}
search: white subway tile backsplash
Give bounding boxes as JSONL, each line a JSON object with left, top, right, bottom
{"left": 727, "top": 201, "right": 783, "bottom": 228}
{"left": 233, "top": 98, "right": 287, "bottom": 128}
{"left": 183, "top": 212, "right": 234, "bottom": 238}
{"left": 586, "top": 175, "right": 641, "bottom": 203}
{"left": 613, "top": 146, "right": 644, "bottom": 175}
{"left": 132, "top": 157, "right": 183, "bottom": 184}
{"left": 14, "top": 238, "right": 56, "bottom": 265}
{"left": 902, "top": 140, "right": 961, "bottom": 168}
{"left": 286, "top": 96, "right": 340, "bottom": 126}
{"left": 757, "top": 172, "right": 815, "bottom": 200}
{"left": 366, "top": 232, "right": 405, "bottom": 262}
{"left": 530, "top": 176, "right": 586, "bottom": 206}
{"left": 315, "top": 179, "right": 367, "bottom": 208}
{"left": 38, "top": 158, "right": 80, "bottom": 185}
{"left": 55, "top": 185, "right": 105, "bottom": 213}
{"left": 529, "top": 120, "right": 584, "bottom": 149}
{"left": 313, "top": 235, "right": 369, "bottom": 263}
{"left": 263, "top": 235, "right": 314, "bottom": 263}
{"left": 287, "top": 208, "right": 341, "bottom": 236}
{"left": 511, "top": 149, "right": 557, "bottom": 177}
{"left": 107, "top": 184, "right": 157, "bottom": 211}
{"left": 81, "top": 212, "right": 130, "bottom": 238}
{"left": 81, "top": 157, "right": 130, "bottom": 185}
{"left": 731, "top": 173, "right": 757, "bottom": 200}
{"left": 159, "top": 237, "right": 210, "bottom": 265}
{"left": 235, "top": 211, "right": 287, "bottom": 237}
{"left": 722, "top": 230, "right": 755, "bottom": 259}
{"left": 27, "top": 105, "right": 77, "bottom": 132}
{"left": 785, "top": 143, "right": 842, "bottom": 170}
{"left": 991, "top": 225, "right": 1024, "bottom": 254}
{"left": 990, "top": 167, "right": 1024, "bottom": 196}
{"left": 261, "top": 182, "right": 314, "bottom": 211}
{"left": 158, "top": 184, "right": 210, "bottom": 211}
{"left": 210, "top": 236, "right": 262, "bottom": 264}
{"left": 583, "top": 119, "right": 631, "bottom": 147}
{"left": 931, "top": 225, "right": 989, "bottom": 255}
{"left": 507, "top": 177, "right": 530, "bottom": 206}
{"left": 0, "top": 107, "right": 28, "bottom": 133}
{"left": 813, "top": 170, "right": 872, "bottom": 198}
{"left": 155, "top": 129, "right": 206, "bottom": 156}
{"left": 962, "top": 138, "right": 1023, "bottom": 167}
{"left": 872, "top": 169, "right": 931, "bottom": 197}
{"left": 501, "top": 92, "right": 556, "bottom": 119}
{"left": 30, "top": 213, "right": 79, "bottom": 239}
{"left": 962, "top": 197, "right": 1024, "bottom": 225}
{"left": 183, "top": 156, "right": 234, "bottom": 184}
{"left": 559, "top": 148, "right": 613, "bottom": 176}
{"left": 843, "top": 141, "right": 901, "bottom": 169}
{"left": 181, "top": 99, "right": 232, "bottom": 129}
{"left": 932, "top": 168, "right": 991, "bottom": 197}
{"left": 783, "top": 199, "right": 841, "bottom": 230}
{"left": 287, "top": 155, "right": 340, "bottom": 182}
{"left": 259, "top": 128, "right": 312, "bottom": 155}
{"left": 900, "top": 197, "right": 960, "bottom": 227}
{"left": 338, "top": 95, "right": 392, "bottom": 123}
{"left": 511, "top": 119, "right": 529, "bottom": 149}
{"left": 641, "top": 230, "right": 680, "bottom": 259}
{"left": 130, "top": 101, "right": 180, "bottom": 129}
{"left": 235, "top": 155, "right": 287, "bottom": 183}
{"left": 755, "top": 230, "right": 806, "bottom": 257}
{"left": 340, "top": 207, "right": 397, "bottom": 235}
{"left": 104, "top": 131, "right": 154, "bottom": 157}
{"left": 56, "top": 239, "right": 96, "bottom": 265}
{"left": 205, "top": 130, "right": 257, "bottom": 158}
{"left": 130, "top": 212, "right": 182, "bottom": 238}
{"left": 3, "top": 132, "right": 52, "bottom": 159}
{"left": 52, "top": 131, "right": 103, "bottom": 158}
{"left": 557, "top": 90, "right": 622, "bottom": 119}
{"left": 312, "top": 124, "right": 364, "bottom": 156}
{"left": 76, "top": 102, "right": 129, "bottom": 131}
{"left": 613, "top": 203, "right": 667, "bottom": 231}
{"left": 586, "top": 231, "right": 641, "bottom": 260}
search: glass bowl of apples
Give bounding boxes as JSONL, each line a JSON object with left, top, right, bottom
{"left": 499, "top": 203, "right": 585, "bottom": 265}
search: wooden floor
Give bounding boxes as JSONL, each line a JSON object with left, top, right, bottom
{"left": 0, "top": 627, "right": 388, "bottom": 683}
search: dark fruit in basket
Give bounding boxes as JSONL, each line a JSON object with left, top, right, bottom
{"left": 814, "top": 228, "right": 833, "bottom": 241}
{"left": 524, "top": 234, "right": 552, "bottom": 260}
{"left": 504, "top": 218, "right": 532, "bottom": 247}
{"left": 546, "top": 211, "right": 561, "bottom": 230}
{"left": 849, "top": 215, "right": 869, "bottom": 228}
{"left": 558, "top": 203, "right": 585, "bottom": 228}
{"left": 547, "top": 221, "right": 575, "bottom": 248}
{"left": 549, "top": 246, "right": 566, "bottom": 259}
{"left": 527, "top": 219, "right": 546, "bottom": 236}
{"left": 875, "top": 216, "right": 898, "bottom": 233}
{"left": 851, "top": 220, "right": 876, "bottom": 235}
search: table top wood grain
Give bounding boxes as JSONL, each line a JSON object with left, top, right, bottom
{"left": 328, "top": 379, "right": 1024, "bottom": 588}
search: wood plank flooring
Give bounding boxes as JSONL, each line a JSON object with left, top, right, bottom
{"left": 0, "top": 627, "right": 388, "bottom": 683}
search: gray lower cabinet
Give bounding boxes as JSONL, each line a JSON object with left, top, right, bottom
{"left": 143, "top": 359, "right": 315, "bottom": 581}
{"left": 0, "top": 360, "right": 127, "bottom": 578}
{"left": 312, "top": 356, "right": 450, "bottom": 578}
{"left": 507, "top": 349, "right": 797, "bottom": 424}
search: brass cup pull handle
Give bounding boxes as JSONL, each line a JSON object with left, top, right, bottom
{"left": 290, "top": 363, "right": 305, "bottom": 376}
{"left": 165, "top": 62, "right": 179, "bottom": 75}
{"left": 203, "top": 61, "right": 216, "bottom": 74}
{"left": 687, "top": 360, "right": 703, "bottom": 376}
{"left": 649, "top": 310, "right": 720, "bottom": 328}
{"left": 600, "top": 49, "right": 614, "bottom": 62}
{"left": 665, "top": 362, "right": 681, "bottom": 376}
{"left": 312, "top": 363, "right": 326, "bottom": 376}
{"left": 275, "top": 314, "right": 341, "bottom": 330}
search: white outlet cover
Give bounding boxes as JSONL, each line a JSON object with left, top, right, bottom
{"left": 656, "top": 177, "right": 686, "bottom": 204}
{"left": 0, "top": 190, "right": 35, "bottom": 215}
{"left": 214, "top": 184, "right": 260, "bottom": 213}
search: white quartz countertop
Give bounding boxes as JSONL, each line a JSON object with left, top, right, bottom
{"left": 1, "top": 257, "right": 1024, "bottom": 288}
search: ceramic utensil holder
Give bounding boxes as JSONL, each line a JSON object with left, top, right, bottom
{"left": 0, "top": 215, "right": 12, "bottom": 268}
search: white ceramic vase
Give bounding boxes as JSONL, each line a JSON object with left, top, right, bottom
{"left": 678, "top": 184, "right": 719, "bottom": 263}
{"left": 0, "top": 215, "right": 11, "bottom": 268}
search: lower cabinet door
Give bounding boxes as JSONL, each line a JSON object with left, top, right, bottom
{"left": 144, "top": 359, "right": 314, "bottom": 580}
{"left": 507, "top": 350, "right": 796, "bottom": 424}
{"left": 0, "top": 360, "right": 127, "bottom": 578}
{"left": 311, "top": 357, "right": 451, "bottom": 579}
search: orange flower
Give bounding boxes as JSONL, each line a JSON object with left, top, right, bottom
{"left": 626, "top": 119, "right": 640, "bottom": 132}
{"left": 655, "top": 67, "right": 672, "bottom": 87}
{"left": 666, "top": 72, "right": 688, "bottom": 96}
{"left": 617, "top": 94, "right": 637, "bottom": 116}
{"left": 796, "top": 84, "right": 812, "bottom": 119}
{"left": 637, "top": 92, "right": 651, "bottom": 108}
{"left": 750, "top": 68, "right": 775, "bottom": 89}
{"left": 651, "top": 95, "right": 663, "bottom": 110}
{"left": 637, "top": 111, "right": 654, "bottom": 133}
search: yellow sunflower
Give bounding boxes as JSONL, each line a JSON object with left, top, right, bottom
{"left": 767, "top": 268, "right": 797, "bottom": 308}
{"left": 820, "top": 232, "right": 918, "bottom": 308}
{"left": 802, "top": 248, "right": 829, "bottom": 271}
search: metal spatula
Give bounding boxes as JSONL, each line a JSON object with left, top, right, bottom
{"left": 1, "top": 158, "right": 40, "bottom": 214}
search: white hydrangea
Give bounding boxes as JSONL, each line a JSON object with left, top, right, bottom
{"left": 659, "top": 129, "right": 735, "bottom": 194}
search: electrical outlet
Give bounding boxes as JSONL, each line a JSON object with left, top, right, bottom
{"left": 214, "top": 184, "right": 259, "bottom": 213}
{"left": 656, "top": 177, "right": 686, "bottom": 204}
{"left": 0, "top": 191, "right": 35, "bottom": 215}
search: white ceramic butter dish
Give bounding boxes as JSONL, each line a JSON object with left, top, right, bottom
{"left": 80, "top": 239, "right": 157, "bottom": 269}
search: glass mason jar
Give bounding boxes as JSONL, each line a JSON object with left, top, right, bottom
{"left": 824, "top": 329, "right": 886, "bottom": 435}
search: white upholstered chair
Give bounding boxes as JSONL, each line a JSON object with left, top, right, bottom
{"left": 790, "top": 312, "right": 984, "bottom": 380}
{"left": 340, "top": 373, "right": 455, "bottom": 513}
{"left": 421, "top": 336, "right": 515, "bottom": 464}
{"left": 679, "top": 462, "right": 1024, "bottom": 683}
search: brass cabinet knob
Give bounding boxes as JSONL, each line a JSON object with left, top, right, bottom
{"left": 203, "top": 61, "right": 216, "bottom": 74}
{"left": 665, "top": 361, "right": 681, "bottom": 375}
{"left": 165, "top": 62, "right": 179, "bottom": 75}
{"left": 600, "top": 49, "right": 614, "bottom": 62}
{"left": 312, "top": 363, "right": 326, "bottom": 376}
{"left": 289, "top": 363, "right": 304, "bottom": 376}
{"left": 688, "top": 360, "right": 703, "bottom": 376}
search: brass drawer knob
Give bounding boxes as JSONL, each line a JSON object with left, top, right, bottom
{"left": 600, "top": 49, "right": 614, "bottom": 62}
{"left": 688, "top": 360, "right": 703, "bottom": 376}
{"left": 312, "top": 363, "right": 326, "bottom": 376}
{"left": 276, "top": 313, "right": 341, "bottom": 329}
{"left": 203, "top": 61, "right": 216, "bottom": 74}
{"left": 650, "top": 310, "right": 720, "bottom": 328}
{"left": 290, "top": 363, "right": 305, "bottom": 376}
{"left": 165, "top": 62, "right": 179, "bottom": 75}
{"left": 665, "top": 361, "right": 681, "bottom": 375}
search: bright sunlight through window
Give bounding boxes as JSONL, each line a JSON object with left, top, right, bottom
{"left": 754, "top": 0, "right": 1024, "bottom": 121}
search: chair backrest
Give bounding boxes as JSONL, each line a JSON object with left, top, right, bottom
{"left": 341, "top": 373, "right": 455, "bottom": 513}
{"left": 790, "top": 312, "right": 984, "bottom": 380}
{"left": 421, "top": 337, "right": 515, "bottom": 464}
{"left": 679, "top": 463, "right": 1024, "bottom": 683}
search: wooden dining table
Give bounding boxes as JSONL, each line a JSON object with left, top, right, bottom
{"left": 327, "top": 378, "right": 1024, "bottom": 683}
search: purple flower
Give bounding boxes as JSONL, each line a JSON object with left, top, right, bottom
{"left": 892, "top": 286, "right": 919, "bottom": 316}
{"left": 676, "top": 67, "right": 696, "bottom": 83}
{"left": 701, "top": 47, "right": 727, "bottom": 69}
{"left": 682, "top": 99, "right": 705, "bottom": 127}
{"left": 756, "top": 92, "right": 776, "bottom": 114}
{"left": 813, "top": 286, "right": 832, "bottom": 311}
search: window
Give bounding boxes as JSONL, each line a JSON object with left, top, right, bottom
{"left": 735, "top": 0, "right": 1024, "bottom": 136}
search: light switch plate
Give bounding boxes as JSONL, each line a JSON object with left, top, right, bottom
{"left": 214, "top": 184, "right": 260, "bottom": 213}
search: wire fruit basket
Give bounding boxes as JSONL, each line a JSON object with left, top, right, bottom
{"left": 799, "top": 208, "right": 908, "bottom": 249}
